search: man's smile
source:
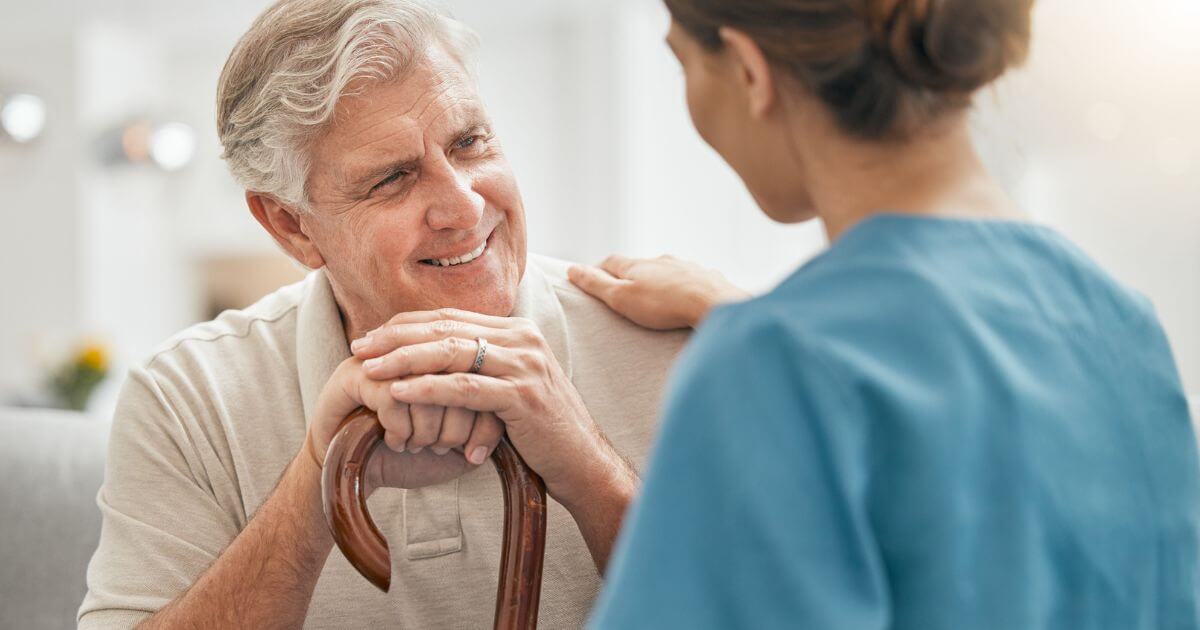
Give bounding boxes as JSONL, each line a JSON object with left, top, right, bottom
{"left": 418, "top": 228, "right": 495, "bottom": 268}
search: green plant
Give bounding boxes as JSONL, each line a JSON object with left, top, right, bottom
{"left": 49, "top": 342, "right": 110, "bottom": 411}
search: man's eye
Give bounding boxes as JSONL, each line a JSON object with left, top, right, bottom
{"left": 456, "top": 134, "right": 487, "bottom": 153}
{"left": 372, "top": 170, "right": 407, "bottom": 193}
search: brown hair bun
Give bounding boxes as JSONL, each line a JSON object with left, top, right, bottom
{"left": 875, "top": 0, "right": 1033, "bottom": 94}
{"left": 665, "top": 0, "right": 1036, "bottom": 139}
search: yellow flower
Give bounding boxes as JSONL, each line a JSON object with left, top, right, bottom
{"left": 78, "top": 343, "right": 109, "bottom": 372}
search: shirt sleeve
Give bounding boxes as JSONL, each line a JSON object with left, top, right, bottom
{"left": 78, "top": 368, "right": 243, "bottom": 629}
{"left": 590, "top": 305, "right": 889, "bottom": 629}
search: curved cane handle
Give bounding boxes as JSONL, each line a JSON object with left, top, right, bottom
{"left": 321, "top": 407, "right": 548, "bottom": 629}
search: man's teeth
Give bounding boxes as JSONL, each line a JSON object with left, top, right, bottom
{"left": 427, "top": 241, "right": 487, "bottom": 267}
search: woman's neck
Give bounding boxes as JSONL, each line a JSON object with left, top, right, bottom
{"left": 798, "top": 117, "right": 1025, "bottom": 241}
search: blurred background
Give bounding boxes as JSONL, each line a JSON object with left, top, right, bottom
{"left": 0, "top": 1, "right": 1198, "bottom": 626}
{"left": 1, "top": 0, "right": 1198, "bottom": 417}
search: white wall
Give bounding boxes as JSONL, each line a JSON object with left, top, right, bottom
{"left": 973, "top": 0, "right": 1200, "bottom": 392}
{"left": 0, "top": 0, "right": 1197, "bottom": 405}
{"left": 0, "top": 2, "right": 83, "bottom": 394}
{"left": 611, "top": 3, "right": 826, "bottom": 294}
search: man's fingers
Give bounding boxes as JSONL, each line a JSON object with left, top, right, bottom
{"left": 407, "top": 404, "right": 446, "bottom": 453}
{"left": 362, "top": 338, "right": 517, "bottom": 380}
{"left": 434, "top": 407, "right": 476, "bottom": 455}
{"left": 391, "top": 374, "right": 517, "bottom": 417}
{"left": 352, "top": 319, "right": 516, "bottom": 360}
{"left": 363, "top": 337, "right": 473, "bottom": 378}
{"left": 345, "top": 370, "right": 410, "bottom": 453}
{"left": 378, "top": 400, "right": 412, "bottom": 453}
{"left": 567, "top": 265, "right": 628, "bottom": 308}
{"left": 464, "top": 413, "right": 504, "bottom": 466}
{"left": 310, "top": 365, "right": 368, "bottom": 462}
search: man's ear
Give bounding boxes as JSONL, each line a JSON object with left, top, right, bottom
{"left": 718, "top": 27, "right": 777, "bottom": 119}
{"left": 246, "top": 192, "right": 326, "bottom": 269}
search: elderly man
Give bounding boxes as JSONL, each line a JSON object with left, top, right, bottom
{"left": 78, "top": 0, "right": 695, "bottom": 627}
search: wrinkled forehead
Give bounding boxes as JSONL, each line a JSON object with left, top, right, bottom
{"left": 312, "top": 44, "right": 486, "bottom": 168}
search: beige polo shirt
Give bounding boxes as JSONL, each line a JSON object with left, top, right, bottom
{"left": 78, "top": 254, "right": 689, "bottom": 629}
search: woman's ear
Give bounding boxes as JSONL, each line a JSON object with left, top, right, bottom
{"left": 718, "top": 27, "right": 777, "bottom": 119}
{"left": 246, "top": 192, "right": 326, "bottom": 269}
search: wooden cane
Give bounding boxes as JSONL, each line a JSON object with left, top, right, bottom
{"left": 321, "top": 408, "right": 548, "bottom": 629}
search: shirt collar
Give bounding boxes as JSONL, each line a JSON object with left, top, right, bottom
{"left": 295, "top": 260, "right": 573, "bottom": 428}
{"left": 296, "top": 268, "right": 350, "bottom": 426}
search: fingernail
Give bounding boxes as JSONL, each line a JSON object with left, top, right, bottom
{"left": 351, "top": 336, "right": 370, "bottom": 353}
{"left": 432, "top": 447, "right": 450, "bottom": 456}
{"left": 363, "top": 358, "right": 382, "bottom": 371}
{"left": 390, "top": 382, "right": 407, "bottom": 395}
{"left": 470, "top": 446, "right": 489, "bottom": 465}
{"left": 410, "top": 445, "right": 423, "bottom": 454}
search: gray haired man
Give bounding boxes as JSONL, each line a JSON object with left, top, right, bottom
{"left": 78, "top": 0, "right": 688, "bottom": 627}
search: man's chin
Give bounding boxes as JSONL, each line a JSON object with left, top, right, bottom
{"left": 403, "top": 261, "right": 520, "bottom": 317}
{"left": 432, "top": 290, "right": 518, "bottom": 318}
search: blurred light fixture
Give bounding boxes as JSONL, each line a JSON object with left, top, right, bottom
{"left": 148, "top": 122, "right": 197, "bottom": 172}
{"left": 0, "top": 92, "right": 47, "bottom": 143}
{"left": 100, "top": 118, "right": 197, "bottom": 172}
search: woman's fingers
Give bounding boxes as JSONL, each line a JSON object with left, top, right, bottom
{"left": 464, "top": 413, "right": 504, "bottom": 465}
{"left": 434, "top": 406, "right": 476, "bottom": 455}
{"left": 599, "top": 254, "right": 635, "bottom": 278}
{"left": 567, "top": 265, "right": 629, "bottom": 308}
{"left": 573, "top": 253, "right": 749, "bottom": 330}
{"left": 408, "top": 404, "right": 446, "bottom": 453}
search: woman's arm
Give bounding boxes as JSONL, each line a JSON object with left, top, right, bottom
{"left": 589, "top": 307, "right": 887, "bottom": 629}
{"left": 568, "top": 255, "right": 750, "bottom": 330}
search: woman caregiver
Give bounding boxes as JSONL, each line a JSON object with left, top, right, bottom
{"left": 573, "top": 0, "right": 1200, "bottom": 628}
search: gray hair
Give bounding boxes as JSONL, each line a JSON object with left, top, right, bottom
{"left": 216, "top": 0, "right": 479, "bottom": 209}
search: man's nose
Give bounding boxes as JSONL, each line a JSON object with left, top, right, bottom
{"left": 424, "top": 165, "right": 485, "bottom": 231}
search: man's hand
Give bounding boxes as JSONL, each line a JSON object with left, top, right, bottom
{"left": 308, "top": 355, "right": 504, "bottom": 490}
{"left": 350, "top": 308, "right": 633, "bottom": 508}
{"left": 568, "top": 254, "right": 749, "bottom": 330}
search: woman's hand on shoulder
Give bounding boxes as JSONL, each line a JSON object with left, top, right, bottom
{"left": 568, "top": 254, "right": 750, "bottom": 330}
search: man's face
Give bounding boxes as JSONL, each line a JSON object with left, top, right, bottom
{"left": 301, "top": 42, "right": 527, "bottom": 329}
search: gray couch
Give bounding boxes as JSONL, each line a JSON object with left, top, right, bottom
{"left": 1, "top": 399, "right": 1198, "bottom": 629}
{"left": 0, "top": 408, "right": 108, "bottom": 630}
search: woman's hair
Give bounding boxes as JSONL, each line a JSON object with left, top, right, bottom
{"left": 216, "top": 0, "right": 478, "bottom": 209}
{"left": 664, "top": 0, "right": 1034, "bottom": 139}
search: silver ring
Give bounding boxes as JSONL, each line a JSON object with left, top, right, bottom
{"left": 470, "top": 337, "right": 489, "bottom": 374}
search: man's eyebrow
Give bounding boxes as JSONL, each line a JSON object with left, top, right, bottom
{"left": 346, "top": 155, "right": 422, "bottom": 192}
{"left": 342, "top": 117, "right": 491, "bottom": 193}
{"left": 453, "top": 116, "right": 491, "bottom": 140}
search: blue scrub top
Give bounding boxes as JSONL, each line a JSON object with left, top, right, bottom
{"left": 591, "top": 215, "right": 1200, "bottom": 629}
